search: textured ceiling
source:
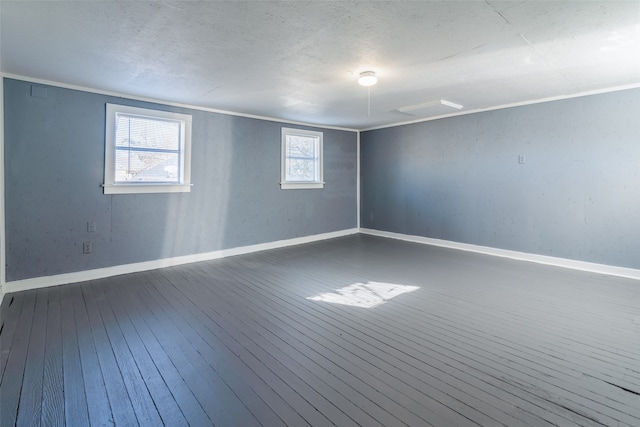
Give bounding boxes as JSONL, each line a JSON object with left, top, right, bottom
{"left": 2, "top": 1, "right": 639, "bottom": 129}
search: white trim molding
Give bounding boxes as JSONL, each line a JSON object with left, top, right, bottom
{"left": 3, "top": 227, "right": 637, "bottom": 299}
{"left": 3, "top": 228, "right": 358, "bottom": 295}
{"left": 0, "top": 77, "right": 6, "bottom": 301}
{"left": 360, "top": 228, "right": 640, "bottom": 281}
{"left": 1, "top": 73, "right": 358, "bottom": 133}
{"left": 280, "top": 127, "right": 324, "bottom": 190}
{"left": 104, "top": 103, "right": 193, "bottom": 194}
{"left": 361, "top": 83, "right": 640, "bottom": 132}
{"left": 356, "top": 131, "right": 361, "bottom": 229}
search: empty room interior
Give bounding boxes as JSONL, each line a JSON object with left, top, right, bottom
{"left": 1, "top": 1, "right": 639, "bottom": 426}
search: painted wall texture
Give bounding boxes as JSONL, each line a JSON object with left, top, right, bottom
{"left": 361, "top": 89, "right": 640, "bottom": 269}
{"left": 4, "top": 78, "right": 357, "bottom": 281}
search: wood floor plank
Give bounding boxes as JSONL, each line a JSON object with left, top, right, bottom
{"left": 59, "top": 284, "right": 90, "bottom": 427}
{"left": 295, "top": 286, "right": 614, "bottom": 426}
{"left": 0, "top": 291, "right": 26, "bottom": 385}
{"left": 195, "top": 259, "right": 551, "bottom": 427}
{"left": 395, "top": 288, "right": 640, "bottom": 407}
{"left": 81, "top": 282, "right": 139, "bottom": 426}
{"left": 0, "top": 290, "right": 13, "bottom": 319}
{"left": 140, "top": 270, "right": 311, "bottom": 427}
{"left": 155, "top": 267, "right": 384, "bottom": 427}
{"left": 143, "top": 271, "right": 316, "bottom": 427}
{"left": 0, "top": 290, "right": 36, "bottom": 427}
{"left": 206, "top": 239, "right": 636, "bottom": 427}
{"left": 177, "top": 262, "right": 471, "bottom": 427}
{"left": 121, "top": 273, "right": 263, "bottom": 427}
{"left": 87, "top": 280, "right": 165, "bottom": 426}
{"left": 397, "top": 274, "right": 640, "bottom": 363}
{"left": 367, "top": 240, "right": 639, "bottom": 356}
{"left": 40, "top": 286, "right": 65, "bottom": 427}
{"left": 294, "top": 268, "right": 640, "bottom": 424}
{"left": 220, "top": 270, "right": 540, "bottom": 426}
{"left": 337, "top": 258, "right": 640, "bottom": 420}
{"left": 15, "top": 288, "right": 49, "bottom": 427}
{"left": 276, "top": 239, "right": 640, "bottom": 420}
{"left": 139, "top": 269, "right": 333, "bottom": 427}
{"left": 244, "top": 272, "right": 567, "bottom": 427}
{"left": 251, "top": 246, "right": 636, "bottom": 426}
{"left": 1, "top": 234, "right": 638, "bottom": 427}
{"left": 103, "top": 278, "right": 213, "bottom": 427}
{"left": 69, "top": 283, "right": 113, "bottom": 426}
{"left": 96, "top": 279, "right": 189, "bottom": 427}
{"left": 124, "top": 271, "right": 310, "bottom": 427}
{"left": 396, "top": 284, "right": 640, "bottom": 384}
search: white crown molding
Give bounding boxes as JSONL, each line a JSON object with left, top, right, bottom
{"left": 0, "top": 73, "right": 358, "bottom": 133}
{"left": 360, "top": 83, "right": 640, "bottom": 132}
{"left": 360, "top": 228, "right": 640, "bottom": 281}
{"left": 7, "top": 74, "right": 638, "bottom": 134}
{"left": 2, "top": 228, "right": 358, "bottom": 296}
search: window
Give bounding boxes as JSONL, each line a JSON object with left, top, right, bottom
{"left": 281, "top": 127, "right": 323, "bottom": 189}
{"left": 103, "top": 104, "right": 192, "bottom": 194}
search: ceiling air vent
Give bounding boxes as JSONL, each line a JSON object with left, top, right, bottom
{"left": 396, "top": 99, "right": 463, "bottom": 116}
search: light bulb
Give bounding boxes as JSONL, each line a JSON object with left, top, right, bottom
{"left": 358, "top": 71, "right": 377, "bottom": 86}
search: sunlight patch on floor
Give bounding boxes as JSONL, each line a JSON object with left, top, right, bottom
{"left": 307, "top": 281, "right": 420, "bottom": 308}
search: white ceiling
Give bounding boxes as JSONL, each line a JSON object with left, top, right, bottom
{"left": 2, "top": 1, "right": 639, "bottom": 130}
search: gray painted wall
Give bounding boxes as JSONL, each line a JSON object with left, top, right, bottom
{"left": 4, "top": 78, "right": 357, "bottom": 281}
{"left": 361, "top": 89, "right": 640, "bottom": 269}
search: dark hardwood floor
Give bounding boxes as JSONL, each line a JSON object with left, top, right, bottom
{"left": 1, "top": 234, "right": 639, "bottom": 426}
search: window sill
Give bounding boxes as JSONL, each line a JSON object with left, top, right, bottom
{"left": 280, "top": 182, "right": 325, "bottom": 190}
{"left": 102, "top": 183, "right": 192, "bottom": 194}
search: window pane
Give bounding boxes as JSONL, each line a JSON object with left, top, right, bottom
{"left": 286, "top": 158, "right": 317, "bottom": 181}
{"left": 105, "top": 104, "right": 192, "bottom": 194}
{"left": 287, "top": 135, "right": 316, "bottom": 159}
{"left": 286, "top": 135, "right": 318, "bottom": 182}
{"left": 115, "top": 114, "right": 181, "bottom": 151}
{"left": 115, "top": 150, "right": 180, "bottom": 183}
{"left": 280, "top": 127, "right": 323, "bottom": 189}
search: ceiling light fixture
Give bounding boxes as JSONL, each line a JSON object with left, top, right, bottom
{"left": 358, "top": 71, "right": 377, "bottom": 86}
{"left": 357, "top": 71, "right": 378, "bottom": 117}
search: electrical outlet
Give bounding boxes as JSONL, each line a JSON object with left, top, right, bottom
{"left": 87, "top": 221, "right": 96, "bottom": 232}
{"left": 83, "top": 242, "right": 93, "bottom": 254}
{"left": 518, "top": 155, "right": 526, "bottom": 164}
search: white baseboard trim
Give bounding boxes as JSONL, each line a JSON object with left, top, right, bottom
{"left": 4, "top": 226, "right": 636, "bottom": 300}
{"left": 360, "top": 228, "right": 640, "bottom": 281}
{"left": 3, "top": 228, "right": 358, "bottom": 295}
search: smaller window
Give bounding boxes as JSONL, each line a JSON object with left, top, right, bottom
{"left": 103, "top": 104, "right": 192, "bottom": 194}
{"left": 281, "top": 127, "right": 324, "bottom": 189}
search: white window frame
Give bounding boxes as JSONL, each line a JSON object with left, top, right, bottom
{"left": 103, "top": 103, "right": 192, "bottom": 194}
{"left": 280, "top": 127, "right": 324, "bottom": 190}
